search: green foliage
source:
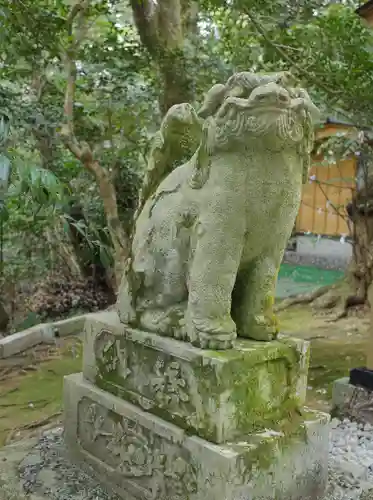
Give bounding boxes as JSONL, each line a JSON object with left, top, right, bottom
{"left": 207, "top": 1, "right": 373, "bottom": 125}
{"left": 0, "top": 1, "right": 154, "bottom": 287}
{"left": 0, "top": 0, "right": 372, "bottom": 316}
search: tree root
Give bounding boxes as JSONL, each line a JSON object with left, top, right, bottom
{"left": 326, "top": 295, "right": 366, "bottom": 322}
{"left": 274, "top": 285, "right": 333, "bottom": 312}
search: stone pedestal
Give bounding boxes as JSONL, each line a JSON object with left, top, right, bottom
{"left": 64, "top": 312, "right": 329, "bottom": 499}
{"left": 82, "top": 313, "right": 310, "bottom": 444}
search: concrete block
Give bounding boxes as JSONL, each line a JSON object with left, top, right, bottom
{"left": 52, "top": 315, "right": 87, "bottom": 338}
{"left": 0, "top": 311, "right": 113, "bottom": 358}
{"left": 0, "top": 323, "right": 53, "bottom": 358}
{"left": 332, "top": 376, "right": 373, "bottom": 424}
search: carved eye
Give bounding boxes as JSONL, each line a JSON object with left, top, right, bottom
{"left": 278, "top": 93, "right": 289, "bottom": 102}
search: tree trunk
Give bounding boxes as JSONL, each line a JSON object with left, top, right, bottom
{"left": 60, "top": 2, "right": 130, "bottom": 289}
{"left": 92, "top": 162, "right": 129, "bottom": 287}
{"left": 30, "top": 71, "right": 109, "bottom": 283}
{"left": 130, "top": 0, "right": 195, "bottom": 114}
{"left": 346, "top": 149, "right": 373, "bottom": 303}
{"left": 158, "top": 50, "right": 194, "bottom": 114}
{"left": 347, "top": 202, "right": 373, "bottom": 302}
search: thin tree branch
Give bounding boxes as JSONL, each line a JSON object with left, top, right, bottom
{"left": 243, "top": 9, "right": 368, "bottom": 127}
{"left": 60, "top": 1, "right": 91, "bottom": 159}
{"left": 66, "top": 0, "right": 90, "bottom": 36}
{"left": 62, "top": 56, "right": 77, "bottom": 139}
{"left": 244, "top": 9, "right": 339, "bottom": 97}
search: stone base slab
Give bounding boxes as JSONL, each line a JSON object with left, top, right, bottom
{"left": 64, "top": 373, "right": 329, "bottom": 500}
{"left": 332, "top": 376, "right": 373, "bottom": 424}
{"left": 82, "top": 312, "right": 310, "bottom": 443}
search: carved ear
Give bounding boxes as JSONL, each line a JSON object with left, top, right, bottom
{"left": 198, "top": 84, "right": 226, "bottom": 118}
{"left": 226, "top": 85, "right": 245, "bottom": 98}
{"left": 296, "top": 89, "right": 320, "bottom": 122}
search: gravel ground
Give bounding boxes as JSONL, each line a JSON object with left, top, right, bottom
{"left": 324, "top": 418, "right": 373, "bottom": 500}
{"left": 19, "top": 427, "right": 120, "bottom": 500}
{"left": 1, "top": 423, "right": 373, "bottom": 499}
{"left": 0, "top": 428, "right": 120, "bottom": 500}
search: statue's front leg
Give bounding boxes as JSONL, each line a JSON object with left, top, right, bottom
{"left": 186, "top": 216, "right": 245, "bottom": 350}
{"left": 232, "top": 254, "right": 281, "bottom": 341}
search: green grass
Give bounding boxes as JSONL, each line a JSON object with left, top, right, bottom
{"left": 278, "top": 305, "right": 368, "bottom": 406}
{"left": 277, "top": 306, "right": 315, "bottom": 333}
{"left": 0, "top": 340, "right": 82, "bottom": 446}
{"left": 309, "top": 339, "right": 366, "bottom": 399}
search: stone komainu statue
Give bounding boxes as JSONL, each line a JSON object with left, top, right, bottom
{"left": 117, "top": 71, "right": 320, "bottom": 349}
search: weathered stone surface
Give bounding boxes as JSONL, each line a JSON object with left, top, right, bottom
{"left": 64, "top": 373, "right": 329, "bottom": 500}
{"left": 0, "top": 324, "right": 51, "bottom": 358}
{"left": 332, "top": 377, "right": 373, "bottom": 424}
{"left": 117, "top": 72, "right": 320, "bottom": 348}
{"left": 82, "top": 313, "right": 310, "bottom": 443}
{"left": 62, "top": 70, "right": 328, "bottom": 500}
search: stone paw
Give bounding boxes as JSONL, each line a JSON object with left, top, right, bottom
{"left": 191, "top": 316, "right": 236, "bottom": 335}
{"left": 118, "top": 305, "right": 137, "bottom": 326}
{"left": 193, "top": 331, "right": 236, "bottom": 350}
{"left": 241, "top": 315, "right": 279, "bottom": 342}
{"left": 189, "top": 317, "right": 237, "bottom": 349}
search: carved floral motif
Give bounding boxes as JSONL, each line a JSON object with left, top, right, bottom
{"left": 78, "top": 398, "right": 197, "bottom": 499}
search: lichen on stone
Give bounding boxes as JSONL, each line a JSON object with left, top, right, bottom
{"left": 116, "top": 71, "right": 319, "bottom": 350}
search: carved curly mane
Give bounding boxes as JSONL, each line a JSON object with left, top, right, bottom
{"left": 214, "top": 102, "right": 310, "bottom": 151}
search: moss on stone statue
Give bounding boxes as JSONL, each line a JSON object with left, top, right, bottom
{"left": 231, "top": 408, "right": 323, "bottom": 477}
{"left": 93, "top": 328, "right": 309, "bottom": 444}
{"left": 204, "top": 340, "right": 302, "bottom": 434}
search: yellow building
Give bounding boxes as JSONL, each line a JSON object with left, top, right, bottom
{"left": 294, "top": 1, "right": 373, "bottom": 238}
{"left": 296, "top": 120, "right": 356, "bottom": 237}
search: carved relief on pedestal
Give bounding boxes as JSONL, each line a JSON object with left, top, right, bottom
{"left": 150, "top": 359, "right": 190, "bottom": 407}
{"left": 94, "top": 329, "right": 131, "bottom": 380}
{"left": 77, "top": 397, "right": 198, "bottom": 500}
{"left": 94, "top": 332, "right": 193, "bottom": 414}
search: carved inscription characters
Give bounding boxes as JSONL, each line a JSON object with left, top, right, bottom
{"left": 95, "top": 330, "right": 131, "bottom": 380}
{"left": 151, "top": 359, "right": 189, "bottom": 406}
{"left": 78, "top": 399, "right": 197, "bottom": 499}
{"left": 94, "top": 330, "right": 190, "bottom": 408}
